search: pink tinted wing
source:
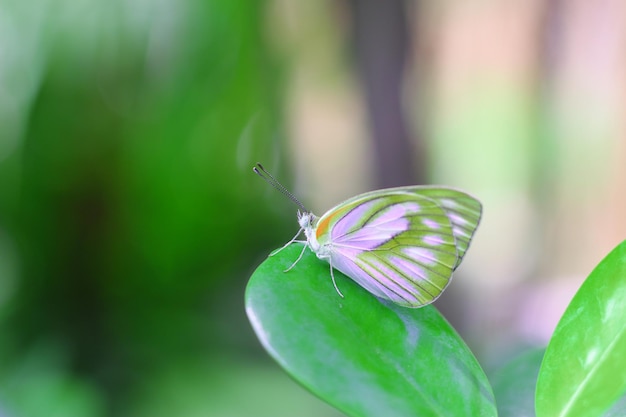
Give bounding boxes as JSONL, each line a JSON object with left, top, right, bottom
{"left": 312, "top": 187, "right": 483, "bottom": 307}
{"left": 316, "top": 191, "right": 465, "bottom": 307}
{"left": 413, "top": 188, "right": 482, "bottom": 268}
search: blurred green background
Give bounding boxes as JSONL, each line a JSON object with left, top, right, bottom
{"left": 0, "top": 1, "right": 625, "bottom": 416}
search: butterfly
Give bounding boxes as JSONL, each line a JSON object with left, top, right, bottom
{"left": 254, "top": 163, "right": 482, "bottom": 308}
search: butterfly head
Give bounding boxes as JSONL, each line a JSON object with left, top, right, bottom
{"left": 297, "top": 210, "right": 320, "bottom": 250}
{"left": 297, "top": 210, "right": 317, "bottom": 230}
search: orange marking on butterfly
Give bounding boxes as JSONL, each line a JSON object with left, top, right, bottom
{"left": 315, "top": 208, "right": 344, "bottom": 239}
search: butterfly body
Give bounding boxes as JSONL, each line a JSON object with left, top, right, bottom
{"left": 296, "top": 186, "right": 482, "bottom": 308}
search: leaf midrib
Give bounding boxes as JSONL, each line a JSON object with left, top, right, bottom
{"left": 558, "top": 320, "right": 626, "bottom": 417}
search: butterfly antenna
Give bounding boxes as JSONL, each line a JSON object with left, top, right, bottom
{"left": 253, "top": 163, "right": 308, "bottom": 212}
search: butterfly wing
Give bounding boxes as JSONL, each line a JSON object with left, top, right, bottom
{"left": 313, "top": 186, "right": 482, "bottom": 307}
{"left": 412, "top": 188, "right": 483, "bottom": 268}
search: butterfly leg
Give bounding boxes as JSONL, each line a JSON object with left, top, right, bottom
{"left": 270, "top": 227, "right": 304, "bottom": 256}
{"left": 284, "top": 242, "right": 308, "bottom": 272}
{"left": 328, "top": 259, "right": 344, "bottom": 298}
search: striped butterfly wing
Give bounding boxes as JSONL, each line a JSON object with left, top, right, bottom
{"left": 414, "top": 188, "right": 483, "bottom": 268}
{"left": 313, "top": 187, "right": 482, "bottom": 307}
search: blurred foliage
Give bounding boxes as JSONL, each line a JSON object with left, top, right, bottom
{"left": 489, "top": 348, "right": 544, "bottom": 417}
{"left": 0, "top": 0, "right": 300, "bottom": 415}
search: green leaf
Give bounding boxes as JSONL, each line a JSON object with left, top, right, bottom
{"left": 490, "top": 348, "right": 544, "bottom": 417}
{"left": 536, "top": 239, "right": 626, "bottom": 417}
{"left": 245, "top": 243, "right": 496, "bottom": 417}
